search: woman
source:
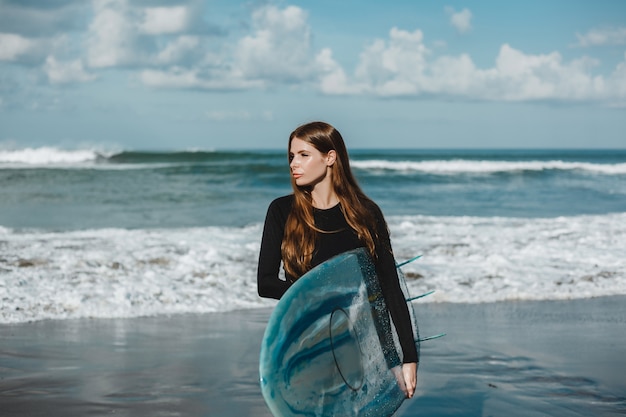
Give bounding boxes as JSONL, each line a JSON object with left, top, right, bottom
{"left": 257, "top": 121, "right": 418, "bottom": 399}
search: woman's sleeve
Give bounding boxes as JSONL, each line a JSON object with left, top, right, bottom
{"left": 371, "top": 204, "right": 419, "bottom": 364}
{"left": 257, "top": 198, "right": 291, "bottom": 300}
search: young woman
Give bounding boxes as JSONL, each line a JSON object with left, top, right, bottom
{"left": 257, "top": 121, "right": 418, "bottom": 398}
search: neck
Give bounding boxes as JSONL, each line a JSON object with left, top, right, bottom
{"left": 310, "top": 176, "right": 338, "bottom": 209}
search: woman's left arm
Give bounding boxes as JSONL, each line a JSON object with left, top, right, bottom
{"left": 372, "top": 207, "right": 418, "bottom": 362}
{"left": 370, "top": 202, "right": 419, "bottom": 396}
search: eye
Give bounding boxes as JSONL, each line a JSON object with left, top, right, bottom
{"left": 288, "top": 153, "right": 294, "bottom": 162}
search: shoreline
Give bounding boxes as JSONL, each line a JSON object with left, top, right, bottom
{"left": 1, "top": 296, "right": 625, "bottom": 416}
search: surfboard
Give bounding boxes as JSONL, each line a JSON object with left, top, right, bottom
{"left": 259, "top": 248, "right": 420, "bottom": 417}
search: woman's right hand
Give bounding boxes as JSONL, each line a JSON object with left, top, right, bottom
{"left": 401, "top": 362, "right": 418, "bottom": 398}
{"left": 391, "top": 363, "right": 418, "bottom": 398}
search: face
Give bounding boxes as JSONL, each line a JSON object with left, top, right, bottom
{"left": 289, "top": 138, "right": 335, "bottom": 187}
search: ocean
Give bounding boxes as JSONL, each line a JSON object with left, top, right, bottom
{"left": 1, "top": 147, "right": 625, "bottom": 324}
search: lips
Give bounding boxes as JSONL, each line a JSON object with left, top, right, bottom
{"left": 292, "top": 172, "right": 303, "bottom": 179}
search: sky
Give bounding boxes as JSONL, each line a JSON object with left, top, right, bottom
{"left": 0, "top": 0, "right": 625, "bottom": 150}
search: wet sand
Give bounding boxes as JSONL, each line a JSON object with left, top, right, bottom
{"left": 1, "top": 296, "right": 625, "bottom": 416}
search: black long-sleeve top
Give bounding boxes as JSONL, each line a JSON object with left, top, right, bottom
{"left": 257, "top": 194, "right": 418, "bottom": 364}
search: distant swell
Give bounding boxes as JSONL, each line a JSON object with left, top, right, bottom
{"left": 2, "top": 148, "right": 625, "bottom": 175}
{"left": 0, "top": 148, "right": 250, "bottom": 168}
{"left": 107, "top": 150, "right": 220, "bottom": 164}
{"left": 351, "top": 159, "right": 626, "bottom": 175}
{"left": 0, "top": 147, "right": 104, "bottom": 165}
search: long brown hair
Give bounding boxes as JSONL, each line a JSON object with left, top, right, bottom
{"left": 281, "top": 121, "right": 379, "bottom": 279}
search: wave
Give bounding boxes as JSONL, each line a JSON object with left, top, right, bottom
{"left": 0, "top": 147, "right": 268, "bottom": 169}
{"left": 0, "top": 147, "right": 106, "bottom": 165}
{"left": 1, "top": 212, "right": 624, "bottom": 323}
{"left": 351, "top": 159, "right": 626, "bottom": 175}
{"left": 0, "top": 147, "right": 221, "bottom": 167}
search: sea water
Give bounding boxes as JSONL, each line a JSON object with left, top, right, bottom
{"left": 1, "top": 148, "right": 625, "bottom": 323}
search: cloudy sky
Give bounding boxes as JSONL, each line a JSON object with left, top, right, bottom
{"left": 1, "top": 0, "right": 625, "bottom": 150}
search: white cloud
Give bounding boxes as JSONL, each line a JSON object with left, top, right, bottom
{"left": 138, "top": 6, "right": 190, "bottom": 35}
{"left": 139, "top": 4, "right": 322, "bottom": 91}
{"left": 355, "top": 28, "right": 430, "bottom": 95}
{"left": 85, "top": 1, "right": 197, "bottom": 68}
{"left": 316, "top": 48, "right": 364, "bottom": 95}
{"left": 86, "top": 0, "right": 137, "bottom": 68}
{"left": 0, "top": 33, "right": 35, "bottom": 61}
{"left": 154, "top": 36, "right": 200, "bottom": 65}
{"left": 319, "top": 27, "right": 626, "bottom": 103}
{"left": 485, "top": 44, "right": 606, "bottom": 101}
{"left": 233, "top": 5, "right": 317, "bottom": 83}
{"left": 319, "top": 27, "right": 432, "bottom": 96}
{"left": 43, "top": 56, "right": 97, "bottom": 84}
{"left": 446, "top": 7, "right": 472, "bottom": 34}
{"left": 427, "top": 53, "right": 481, "bottom": 96}
{"left": 575, "top": 27, "right": 626, "bottom": 47}
{"left": 608, "top": 52, "right": 626, "bottom": 98}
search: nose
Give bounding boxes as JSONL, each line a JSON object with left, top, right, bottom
{"left": 290, "top": 156, "right": 299, "bottom": 169}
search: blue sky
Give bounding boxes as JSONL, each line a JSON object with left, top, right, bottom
{"left": 0, "top": 0, "right": 625, "bottom": 150}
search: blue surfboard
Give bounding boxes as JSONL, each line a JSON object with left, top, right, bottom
{"left": 259, "top": 248, "right": 420, "bottom": 417}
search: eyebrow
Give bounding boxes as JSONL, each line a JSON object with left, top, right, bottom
{"left": 289, "top": 148, "right": 310, "bottom": 155}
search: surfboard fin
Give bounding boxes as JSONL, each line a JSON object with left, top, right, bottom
{"left": 396, "top": 255, "right": 422, "bottom": 268}
{"left": 406, "top": 290, "right": 435, "bottom": 302}
{"left": 418, "top": 333, "right": 446, "bottom": 342}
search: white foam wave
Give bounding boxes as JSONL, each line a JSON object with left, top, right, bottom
{"left": 389, "top": 213, "right": 626, "bottom": 304}
{"left": 1, "top": 212, "right": 624, "bottom": 324}
{"left": 0, "top": 147, "right": 178, "bottom": 170}
{"left": 0, "top": 147, "right": 104, "bottom": 166}
{"left": 352, "top": 159, "right": 626, "bottom": 175}
{"left": 0, "top": 225, "right": 272, "bottom": 324}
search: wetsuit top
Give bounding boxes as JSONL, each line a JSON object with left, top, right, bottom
{"left": 257, "top": 194, "right": 418, "bottom": 364}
